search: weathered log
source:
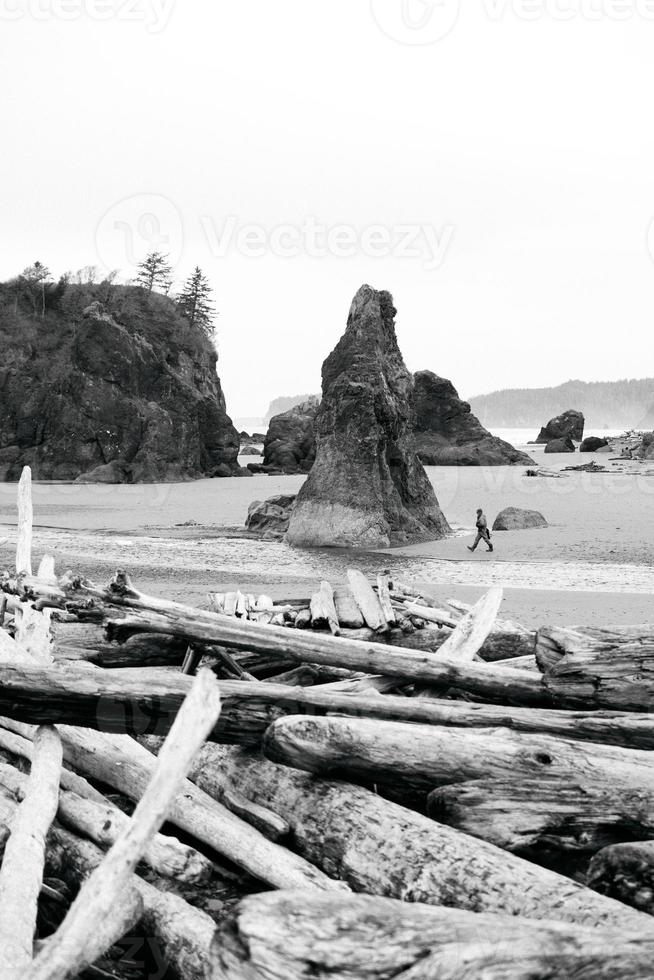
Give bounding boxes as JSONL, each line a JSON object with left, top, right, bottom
{"left": 46, "top": 822, "right": 216, "bottom": 980}
{"left": 0, "top": 788, "right": 214, "bottom": 980}
{"left": 435, "top": 587, "right": 503, "bottom": 661}
{"left": 212, "top": 890, "right": 654, "bottom": 979}
{"left": 14, "top": 570, "right": 544, "bottom": 693}
{"left": 375, "top": 572, "right": 396, "bottom": 625}
{"left": 189, "top": 745, "right": 654, "bottom": 930}
{"left": 537, "top": 626, "right": 654, "bottom": 710}
{"left": 310, "top": 582, "right": 340, "bottom": 635}
{"left": 0, "top": 761, "right": 213, "bottom": 884}
{"left": 428, "top": 777, "right": 654, "bottom": 865}
{"left": 0, "top": 726, "right": 62, "bottom": 977}
{"left": 332, "top": 583, "right": 364, "bottom": 628}
{"left": 263, "top": 715, "right": 654, "bottom": 801}
{"left": 51, "top": 621, "right": 188, "bottom": 668}
{"left": 0, "top": 725, "right": 107, "bottom": 804}
{"left": 94, "top": 609, "right": 549, "bottom": 708}
{"left": 588, "top": 841, "right": 654, "bottom": 915}
{"left": 27, "top": 669, "right": 223, "bottom": 980}
{"left": 347, "top": 569, "right": 387, "bottom": 631}
{"left": 3, "top": 718, "right": 343, "bottom": 894}
{"left": 2, "top": 663, "right": 654, "bottom": 749}
{"left": 16, "top": 465, "right": 33, "bottom": 576}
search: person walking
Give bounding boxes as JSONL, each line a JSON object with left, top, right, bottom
{"left": 468, "top": 508, "right": 493, "bottom": 553}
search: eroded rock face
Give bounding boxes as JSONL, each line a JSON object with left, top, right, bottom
{"left": 580, "top": 436, "right": 609, "bottom": 453}
{"left": 0, "top": 293, "right": 241, "bottom": 482}
{"left": 535, "top": 410, "right": 585, "bottom": 444}
{"left": 246, "top": 494, "right": 297, "bottom": 540}
{"left": 412, "top": 372, "right": 534, "bottom": 466}
{"left": 286, "top": 285, "right": 450, "bottom": 548}
{"left": 544, "top": 437, "right": 576, "bottom": 454}
{"left": 493, "top": 507, "right": 548, "bottom": 531}
{"left": 262, "top": 399, "right": 319, "bottom": 474}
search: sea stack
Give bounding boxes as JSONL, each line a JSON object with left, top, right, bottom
{"left": 412, "top": 371, "right": 535, "bottom": 466}
{"left": 285, "top": 285, "right": 450, "bottom": 548}
{"left": 535, "top": 410, "right": 585, "bottom": 445}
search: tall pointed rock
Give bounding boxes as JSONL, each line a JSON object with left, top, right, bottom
{"left": 286, "top": 285, "right": 450, "bottom": 548}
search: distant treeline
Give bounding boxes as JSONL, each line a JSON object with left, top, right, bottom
{"left": 469, "top": 379, "right": 654, "bottom": 430}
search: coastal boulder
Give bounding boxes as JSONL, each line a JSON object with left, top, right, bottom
{"left": 544, "top": 437, "right": 576, "bottom": 454}
{"left": 245, "top": 494, "right": 297, "bottom": 539}
{"left": 580, "top": 436, "right": 609, "bottom": 453}
{"left": 262, "top": 398, "right": 319, "bottom": 474}
{"left": 493, "top": 507, "right": 548, "bottom": 531}
{"left": 412, "top": 371, "right": 534, "bottom": 466}
{"left": 285, "top": 285, "right": 450, "bottom": 549}
{"left": 635, "top": 432, "right": 654, "bottom": 460}
{"left": 535, "top": 410, "right": 585, "bottom": 444}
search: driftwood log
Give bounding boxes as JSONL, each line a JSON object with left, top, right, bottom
{"left": 3, "top": 663, "right": 654, "bottom": 751}
{"left": 262, "top": 715, "right": 654, "bottom": 801}
{"left": 26, "top": 669, "right": 223, "bottom": 980}
{"left": 47, "top": 823, "right": 217, "bottom": 980}
{"left": 537, "top": 626, "right": 654, "bottom": 710}
{"left": 11, "top": 571, "right": 548, "bottom": 705}
{"left": 0, "top": 761, "right": 213, "bottom": 884}
{"left": 428, "top": 777, "right": 654, "bottom": 865}
{"left": 0, "top": 725, "right": 62, "bottom": 978}
{"left": 184, "top": 745, "right": 654, "bottom": 930}
{"left": 212, "top": 890, "right": 654, "bottom": 980}
{"left": 2, "top": 719, "right": 343, "bottom": 894}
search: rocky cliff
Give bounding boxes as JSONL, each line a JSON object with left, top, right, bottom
{"left": 286, "top": 285, "right": 450, "bottom": 548}
{"left": 262, "top": 398, "right": 319, "bottom": 474}
{"left": 0, "top": 284, "right": 242, "bottom": 482}
{"left": 412, "top": 371, "right": 534, "bottom": 466}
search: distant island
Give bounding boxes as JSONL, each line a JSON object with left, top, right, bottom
{"left": 469, "top": 379, "right": 654, "bottom": 430}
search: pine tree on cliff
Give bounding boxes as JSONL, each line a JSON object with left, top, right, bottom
{"left": 177, "top": 266, "right": 216, "bottom": 336}
{"left": 135, "top": 251, "right": 172, "bottom": 294}
{"left": 21, "top": 261, "right": 52, "bottom": 317}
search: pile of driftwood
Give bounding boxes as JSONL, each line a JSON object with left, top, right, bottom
{"left": 4, "top": 468, "right": 654, "bottom": 977}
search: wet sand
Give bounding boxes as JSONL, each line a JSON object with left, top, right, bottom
{"left": 0, "top": 441, "right": 652, "bottom": 630}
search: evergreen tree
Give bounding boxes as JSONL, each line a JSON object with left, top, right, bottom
{"left": 177, "top": 266, "right": 216, "bottom": 336}
{"left": 135, "top": 251, "right": 172, "bottom": 293}
{"left": 21, "top": 261, "right": 52, "bottom": 317}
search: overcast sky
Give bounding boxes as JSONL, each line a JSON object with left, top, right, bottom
{"left": 2, "top": 1, "right": 654, "bottom": 419}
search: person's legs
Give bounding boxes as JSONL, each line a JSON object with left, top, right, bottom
{"left": 485, "top": 531, "right": 493, "bottom": 552}
{"left": 468, "top": 532, "right": 482, "bottom": 552}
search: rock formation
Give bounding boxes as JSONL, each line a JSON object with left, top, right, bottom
{"left": 635, "top": 432, "right": 654, "bottom": 460}
{"left": 412, "top": 372, "right": 534, "bottom": 466}
{"left": 580, "top": 436, "right": 609, "bottom": 453}
{"left": 262, "top": 399, "right": 319, "bottom": 474}
{"left": 535, "top": 410, "right": 585, "bottom": 445}
{"left": 245, "top": 494, "right": 297, "bottom": 540}
{"left": 285, "top": 285, "right": 450, "bottom": 549}
{"left": 492, "top": 508, "right": 548, "bottom": 531}
{"left": 0, "top": 290, "right": 243, "bottom": 482}
{"left": 544, "top": 437, "right": 576, "bottom": 454}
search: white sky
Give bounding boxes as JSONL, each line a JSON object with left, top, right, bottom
{"left": 2, "top": 1, "right": 654, "bottom": 419}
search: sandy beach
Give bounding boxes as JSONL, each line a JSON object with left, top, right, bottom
{"left": 0, "top": 437, "right": 652, "bottom": 630}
